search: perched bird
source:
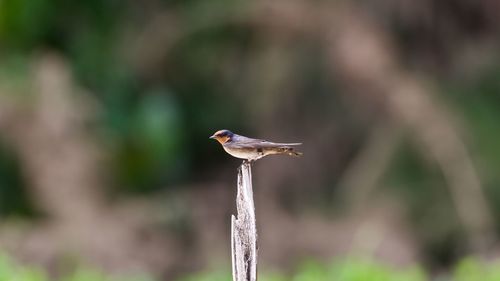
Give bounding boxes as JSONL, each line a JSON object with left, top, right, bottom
{"left": 209, "top": 129, "right": 302, "bottom": 162}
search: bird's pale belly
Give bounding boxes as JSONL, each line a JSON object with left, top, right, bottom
{"left": 223, "top": 147, "right": 264, "bottom": 160}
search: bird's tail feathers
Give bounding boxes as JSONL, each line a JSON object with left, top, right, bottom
{"left": 279, "top": 147, "right": 303, "bottom": 157}
{"left": 275, "top": 142, "right": 302, "bottom": 146}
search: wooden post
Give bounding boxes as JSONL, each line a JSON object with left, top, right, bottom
{"left": 231, "top": 161, "right": 257, "bottom": 281}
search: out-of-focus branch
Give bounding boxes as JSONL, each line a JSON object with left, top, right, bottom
{"left": 22, "top": 54, "right": 103, "bottom": 220}
{"left": 337, "top": 124, "right": 401, "bottom": 213}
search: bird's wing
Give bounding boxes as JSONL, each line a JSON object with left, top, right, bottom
{"left": 230, "top": 136, "right": 301, "bottom": 148}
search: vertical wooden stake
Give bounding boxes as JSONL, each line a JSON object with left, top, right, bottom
{"left": 231, "top": 161, "right": 257, "bottom": 281}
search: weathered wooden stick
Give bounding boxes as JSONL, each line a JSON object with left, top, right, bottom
{"left": 231, "top": 161, "right": 257, "bottom": 281}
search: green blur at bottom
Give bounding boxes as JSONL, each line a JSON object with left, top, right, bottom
{"left": 2, "top": 254, "right": 500, "bottom": 281}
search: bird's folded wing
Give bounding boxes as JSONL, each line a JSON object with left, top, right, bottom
{"left": 231, "top": 140, "right": 302, "bottom": 149}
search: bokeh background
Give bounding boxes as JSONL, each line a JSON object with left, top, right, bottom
{"left": 1, "top": 0, "right": 500, "bottom": 280}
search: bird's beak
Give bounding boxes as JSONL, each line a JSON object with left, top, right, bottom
{"left": 209, "top": 135, "right": 216, "bottom": 139}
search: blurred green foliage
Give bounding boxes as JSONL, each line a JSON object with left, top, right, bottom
{"left": 0, "top": 255, "right": 155, "bottom": 281}
{"left": 452, "top": 257, "right": 500, "bottom": 281}
{"left": 2, "top": 252, "right": 500, "bottom": 281}
{"left": 164, "top": 257, "right": 500, "bottom": 281}
{"left": 288, "top": 259, "right": 426, "bottom": 281}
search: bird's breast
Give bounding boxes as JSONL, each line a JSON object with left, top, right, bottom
{"left": 222, "top": 146, "right": 262, "bottom": 160}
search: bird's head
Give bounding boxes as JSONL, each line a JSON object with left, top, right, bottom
{"left": 209, "top": 129, "right": 234, "bottom": 144}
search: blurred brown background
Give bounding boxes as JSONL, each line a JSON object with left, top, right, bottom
{"left": 1, "top": 0, "right": 500, "bottom": 280}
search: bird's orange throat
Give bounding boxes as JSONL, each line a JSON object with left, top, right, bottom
{"left": 215, "top": 135, "right": 230, "bottom": 144}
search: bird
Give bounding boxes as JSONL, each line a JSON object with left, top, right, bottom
{"left": 209, "top": 129, "right": 302, "bottom": 162}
